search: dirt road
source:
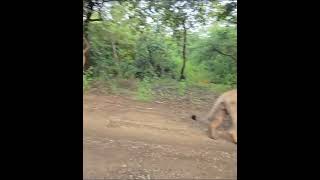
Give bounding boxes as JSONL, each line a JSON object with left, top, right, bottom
{"left": 84, "top": 93, "right": 237, "bottom": 179}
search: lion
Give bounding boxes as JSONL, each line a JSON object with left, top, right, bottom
{"left": 192, "top": 89, "right": 237, "bottom": 144}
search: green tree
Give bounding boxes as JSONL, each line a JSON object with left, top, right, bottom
{"left": 189, "top": 24, "right": 237, "bottom": 85}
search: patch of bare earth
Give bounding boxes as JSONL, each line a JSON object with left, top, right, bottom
{"left": 84, "top": 93, "right": 237, "bottom": 179}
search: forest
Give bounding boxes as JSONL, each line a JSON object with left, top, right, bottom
{"left": 83, "top": 1, "right": 237, "bottom": 177}
{"left": 83, "top": 0, "right": 237, "bottom": 101}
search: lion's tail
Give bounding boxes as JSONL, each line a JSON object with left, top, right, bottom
{"left": 191, "top": 95, "right": 225, "bottom": 123}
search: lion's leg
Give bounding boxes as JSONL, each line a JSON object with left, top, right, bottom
{"left": 226, "top": 103, "right": 237, "bottom": 144}
{"left": 229, "top": 129, "right": 237, "bottom": 144}
{"left": 208, "top": 107, "right": 226, "bottom": 140}
{"left": 228, "top": 121, "right": 237, "bottom": 144}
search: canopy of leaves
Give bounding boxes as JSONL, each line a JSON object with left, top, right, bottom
{"left": 83, "top": 0, "right": 237, "bottom": 86}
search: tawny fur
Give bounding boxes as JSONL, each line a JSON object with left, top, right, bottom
{"left": 192, "top": 89, "right": 237, "bottom": 144}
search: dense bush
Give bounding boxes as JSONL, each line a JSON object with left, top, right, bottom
{"left": 83, "top": 1, "right": 237, "bottom": 97}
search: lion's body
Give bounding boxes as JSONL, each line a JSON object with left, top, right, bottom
{"left": 192, "top": 89, "right": 237, "bottom": 144}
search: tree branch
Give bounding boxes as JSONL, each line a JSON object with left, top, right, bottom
{"left": 88, "top": 18, "right": 103, "bottom": 22}
{"left": 212, "top": 48, "right": 236, "bottom": 61}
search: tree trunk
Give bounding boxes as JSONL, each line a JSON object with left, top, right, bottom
{"left": 83, "top": 0, "right": 94, "bottom": 71}
{"left": 147, "top": 46, "right": 155, "bottom": 68}
{"left": 179, "top": 26, "right": 187, "bottom": 80}
{"left": 83, "top": 37, "right": 90, "bottom": 71}
{"left": 111, "top": 40, "right": 121, "bottom": 76}
{"left": 83, "top": 37, "right": 90, "bottom": 70}
{"left": 111, "top": 40, "right": 119, "bottom": 62}
{"left": 83, "top": 0, "right": 94, "bottom": 38}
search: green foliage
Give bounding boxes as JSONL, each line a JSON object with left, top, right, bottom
{"left": 83, "top": 67, "right": 94, "bottom": 91}
{"left": 209, "top": 83, "right": 234, "bottom": 94}
{"left": 188, "top": 24, "right": 237, "bottom": 86}
{"left": 184, "top": 62, "right": 211, "bottom": 84}
{"left": 83, "top": 0, "right": 237, "bottom": 97}
{"left": 134, "top": 32, "right": 177, "bottom": 79}
{"left": 178, "top": 81, "right": 187, "bottom": 96}
{"left": 135, "top": 78, "right": 153, "bottom": 101}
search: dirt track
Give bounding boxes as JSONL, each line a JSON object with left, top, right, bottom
{"left": 83, "top": 93, "right": 237, "bottom": 179}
